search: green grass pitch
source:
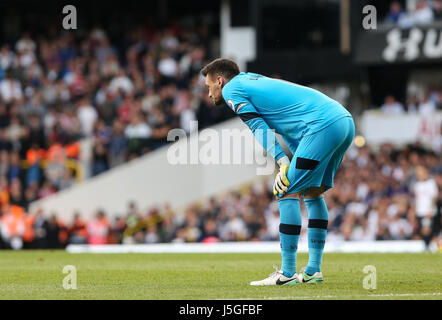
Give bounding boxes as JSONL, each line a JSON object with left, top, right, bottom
{"left": 0, "top": 250, "right": 440, "bottom": 300}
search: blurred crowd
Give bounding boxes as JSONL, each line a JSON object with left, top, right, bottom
{"left": 325, "top": 142, "right": 440, "bottom": 250}
{"left": 0, "top": 12, "right": 440, "bottom": 251}
{"left": 1, "top": 142, "right": 440, "bottom": 251}
{"left": 380, "top": 86, "right": 442, "bottom": 116}
{"left": 0, "top": 22, "right": 234, "bottom": 237}
{"left": 384, "top": 0, "right": 442, "bottom": 27}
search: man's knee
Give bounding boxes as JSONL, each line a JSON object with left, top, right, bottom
{"left": 279, "top": 186, "right": 326, "bottom": 200}
{"left": 303, "top": 186, "right": 326, "bottom": 199}
{"left": 279, "top": 192, "right": 302, "bottom": 200}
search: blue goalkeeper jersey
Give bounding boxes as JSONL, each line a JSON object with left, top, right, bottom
{"left": 221, "top": 72, "right": 352, "bottom": 161}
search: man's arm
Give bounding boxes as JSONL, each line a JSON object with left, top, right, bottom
{"left": 223, "top": 84, "right": 290, "bottom": 196}
{"left": 240, "top": 112, "right": 286, "bottom": 162}
{"left": 239, "top": 108, "right": 291, "bottom": 196}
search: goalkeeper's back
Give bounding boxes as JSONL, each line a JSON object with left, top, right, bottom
{"left": 222, "top": 72, "right": 352, "bottom": 142}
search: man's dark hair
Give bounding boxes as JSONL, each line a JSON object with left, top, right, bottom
{"left": 201, "top": 58, "right": 240, "bottom": 80}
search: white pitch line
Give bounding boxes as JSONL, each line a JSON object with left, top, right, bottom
{"left": 368, "top": 292, "right": 442, "bottom": 297}
{"left": 218, "top": 292, "right": 442, "bottom": 300}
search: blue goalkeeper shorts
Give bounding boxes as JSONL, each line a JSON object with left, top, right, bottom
{"left": 284, "top": 116, "right": 355, "bottom": 195}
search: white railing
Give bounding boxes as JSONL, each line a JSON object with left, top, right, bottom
{"left": 66, "top": 240, "right": 429, "bottom": 254}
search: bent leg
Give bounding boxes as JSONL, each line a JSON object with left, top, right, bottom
{"left": 304, "top": 186, "right": 328, "bottom": 275}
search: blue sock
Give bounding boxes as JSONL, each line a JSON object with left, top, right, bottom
{"left": 304, "top": 196, "right": 328, "bottom": 275}
{"left": 278, "top": 198, "right": 302, "bottom": 278}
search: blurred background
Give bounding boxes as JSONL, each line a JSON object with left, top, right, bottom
{"left": 0, "top": 0, "right": 440, "bottom": 251}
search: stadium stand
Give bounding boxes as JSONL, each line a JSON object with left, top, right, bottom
{"left": 0, "top": 3, "right": 440, "bottom": 252}
{"left": 1, "top": 140, "right": 440, "bottom": 250}
{"left": 0, "top": 18, "right": 237, "bottom": 249}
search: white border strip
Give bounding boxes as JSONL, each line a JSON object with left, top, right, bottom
{"left": 66, "top": 240, "right": 427, "bottom": 254}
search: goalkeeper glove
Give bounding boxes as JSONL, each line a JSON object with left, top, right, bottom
{"left": 273, "top": 156, "right": 291, "bottom": 196}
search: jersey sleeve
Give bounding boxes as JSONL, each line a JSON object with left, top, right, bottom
{"left": 222, "top": 81, "right": 286, "bottom": 162}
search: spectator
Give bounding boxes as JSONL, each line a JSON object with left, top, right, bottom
{"left": 385, "top": 1, "right": 406, "bottom": 24}
{"left": 144, "top": 224, "right": 160, "bottom": 243}
{"left": 46, "top": 213, "right": 62, "bottom": 248}
{"left": 15, "top": 32, "right": 36, "bottom": 53}
{"left": 406, "top": 95, "right": 419, "bottom": 113}
{"left": 413, "top": 0, "right": 435, "bottom": 25}
{"left": 198, "top": 217, "right": 220, "bottom": 243}
{"left": 91, "top": 140, "right": 109, "bottom": 176}
{"left": 158, "top": 52, "right": 178, "bottom": 80}
{"left": 33, "top": 209, "right": 48, "bottom": 248}
{"left": 0, "top": 70, "right": 23, "bottom": 103}
{"left": 413, "top": 165, "right": 439, "bottom": 249}
{"left": 109, "top": 69, "right": 134, "bottom": 96}
{"left": 380, "top": 95, "right": 405, "bottom": 115}
{"left": 0, "top": 204, "right": 25, "bottom": 249}
{"left": 45, "top": 144, "right": 67, "bottom": 189}
{"left": 0, "top": 45, "right": 15, "bottom": 70}
{"left": 58, "top": 168, "right": 75, "bottom": 190}
{"left": 86, "top": 210, "right": 109, "bottom": 245}
{"left": 124, "top": 112, "right": 152, "bottom": 157}
{"left": 9, "top": 178, "right": 26, "bottom": 208}
{"left": 177, "top": 90, "right": 198, "bottom": 134}
{"left": 38, "top": 181, "right": 56, "bottom": 199}
{"left": 418, "top": 93, "right": 437, "bottom": 115}
{"left": 262, "top": 201, "right": 280, "bottom": 241}
{"left": 433, "top": 0, "right": 442, "bottom": 19}
{"left": 68, "top": 212, "right": 88, "bottom": 244}
{"left": 77, "top": 96, "right": 98, "bottom": 136}
{"left": 108, "top": 120, "right": 128, "bottom": 167}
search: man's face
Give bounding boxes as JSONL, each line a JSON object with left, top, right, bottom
{"left": 205, "top": 75, "right": 225, "bottom": 106}
{"left": 391, "top": 2, "right": 401, "bottom": 13}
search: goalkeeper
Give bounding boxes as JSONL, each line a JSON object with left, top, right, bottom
{"left": 201, "top": 59, "right": 354, "bottom": 286}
